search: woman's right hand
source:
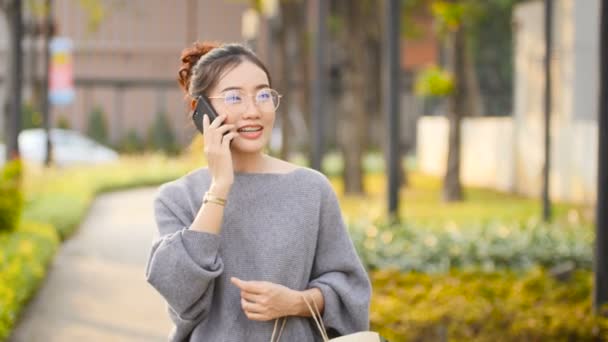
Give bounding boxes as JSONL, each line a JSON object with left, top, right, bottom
{"left": 202, "top": 113, "right": 238, "bottom": 193}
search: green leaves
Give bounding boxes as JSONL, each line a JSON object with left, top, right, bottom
{"left": 431, "top": 1, "right": 469, "bottom": 34}
{"left": 146, "top": 111, "right": 179, "bottom": 156}
{"left": 414, "top": 65, "right": 455, "bottom": 97}
{"left": 0, "top": 222, "right": 59, "bottom": 340}
{"left": 349, "top": 218, "right": 593, "bottom": 273}
{"left": 22, "top": 154, "right": 197, "bottom": 239}
{"left": 86, "top": 106, "right": 109, "bottom": 146}
{"left": 0, "top": 160, "right": 23, "bottom": 233}
{"left": 370, "top": 269, "right": 608, "bottom": 341}
{"left": 77, "top": 0, "right": 106, "bottom": 34}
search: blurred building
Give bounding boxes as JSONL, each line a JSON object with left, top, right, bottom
{"left": 0, "top": 1, "right": 440, "bottom": 159}
{"left": 0, "top": 0, "right": 249, "bottom": 148}
{"left": 417, "top": 0, "right": 600, "bottom": 204}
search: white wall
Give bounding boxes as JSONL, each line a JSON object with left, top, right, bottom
{"left": 416, "top": 0, "right": 600, "bottom": 204}
{"left": 417, "top": 116, "right": 515, "bottom": 192}
{"left": 513, "top": 0, "right": 599, "bottom": 203}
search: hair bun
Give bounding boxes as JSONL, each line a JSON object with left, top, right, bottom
{"left": 178, "top": 41, "right": 220, "bottom": 93}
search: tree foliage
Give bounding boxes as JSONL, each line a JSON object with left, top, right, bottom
{"left": 86, "top": 106, "right": 109, "bottom": 146}
{"left": 147, "top": 111, "right": 178, "bottom": 155}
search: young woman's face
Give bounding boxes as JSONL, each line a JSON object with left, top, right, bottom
{"left": 207, "top": 61, "right": 276, "bottom": 154}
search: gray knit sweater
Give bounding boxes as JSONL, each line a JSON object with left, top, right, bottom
{"left": 145, "top": 167, "right": 371, "bottom": 342}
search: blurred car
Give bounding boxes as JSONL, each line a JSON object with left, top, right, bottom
{"left": 14, "top": 128, "right": 119, "bottom": 167}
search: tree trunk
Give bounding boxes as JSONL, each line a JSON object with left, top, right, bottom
{"left": 337, "top": 0, "right": 368, "bottom": 195}
{"left": 443, "top": 27, "right": 465, "bottom": 202}
{"left": 463, "top": 40, "right": 484, "bottom": 116}
{"left": 42, "top": 0, "right": 53, "bottom": 166}
{"left": 4, "top": 0, "right": 24, "bottom": 160}
{"left": 276, "top": 11, "right": 290, "bottom": 160}
{"left": 275, "top": 0, "right": 310, "bottom": 160}
{"left": 293, "top": 0, "right": 310, "bottom": 156}
{"left": 340, "top": 71, "right": 366, "bottom": 195}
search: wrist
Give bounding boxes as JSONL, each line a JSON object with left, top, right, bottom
{"left": 289, "top": 289, "right": 305, "bottom": 317}
{"left": 209, "top": 182, "right": 232, "bottom": 198}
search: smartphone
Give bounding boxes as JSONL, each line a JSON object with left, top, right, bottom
{"left": 192, "top": 95, "right": 221, "bottom": 134}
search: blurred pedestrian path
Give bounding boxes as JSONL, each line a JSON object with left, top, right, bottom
{"left": 9, "top": 188, "right": 171, "bottom": 342}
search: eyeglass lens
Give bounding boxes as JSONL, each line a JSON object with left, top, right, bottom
{"left": 222, "top": 89, "right": 280, "bottom": 114}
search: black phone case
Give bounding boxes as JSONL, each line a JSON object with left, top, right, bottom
{"left": 192, "top": 96, "right": 220, "bottom": 134}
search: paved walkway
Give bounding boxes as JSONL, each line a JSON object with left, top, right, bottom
{"left": 9, "top": 187, "right": 172, "bottom": 342}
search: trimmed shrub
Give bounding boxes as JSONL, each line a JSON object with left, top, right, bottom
{"left": 56, "top": 114, "right": 71, "bottom": 130}
{"left": 86, "top": 106, "right": 109, "bottom": 146}
{"left": 349, "top": 218, "right": 593, "bottom": 273}
{"left": 147, "top": 111, "right": 179, "bottom": 155}
{"left": 0, "top": 221, "right": 59, "bottom": 340}
{"left": 370, "top": 269, "right": 608, "bottom": 341}
{"left": 0, "top": 160, "right": 23, "bottom": 233}
{"left": 22, "top": 154, "right": 197, "bottom": 239}
{"left": 22, "top": 103, "right": 42, "bottom": 129}
{"left": 118, "top": 129, "right": 145, "bottom": 154}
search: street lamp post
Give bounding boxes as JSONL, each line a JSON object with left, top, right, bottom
{"left": 42, "top": 0, "right": 54, "bottom": 166}
{"left": 595, "top": 0, "right": 608, "bottom": 314}
{"left": 5, "top": 0, "right": 24, "bottom": 161}
{"left": 386, "top": 0, "right": 401, "bottom": 219}
{"left": 542, "top": 0, "right": 553, "bottom": 222}
{"left": 310, "top": 0, "right": 327, "bottom": 172}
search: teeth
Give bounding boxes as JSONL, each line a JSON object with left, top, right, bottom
{"left": 239, "top": 127, "right": 262, "bottom": 132}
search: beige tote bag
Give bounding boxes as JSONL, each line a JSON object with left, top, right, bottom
{"left": 270, "top": 295, "right": 381, "bottom": 342}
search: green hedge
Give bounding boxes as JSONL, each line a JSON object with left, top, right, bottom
{"left": 0, "top": 221, "right": 59, "bottom": 341}
{"left": 349, "top": 218, "right": 592, "bottom": 273}
{"left": 22, "top": 154, "right": 196, "bottom": 240}
{"left": 370, "top": 269, "right": 608, "bottom": 341}
{"left": 0, "top": 161, "right": 23, "bottom": 233}
{"left": 0, "top": 154, "right": 197, "bottom": 340}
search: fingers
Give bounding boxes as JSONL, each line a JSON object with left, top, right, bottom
{"left": 216, "top": 123, "right": 235, "bottom": 135}
{"left": 241, "top": 298, "right": 263, "bottom": 313}
{"left": 221, "top": 132, "right": 238, "bottom": 148}
{"left": 202, "top": 113, "right": 209, "bottom": 132}
{"left": 231, "top": 277, "right": 265, "bottom": 294}
{"left": 209, "top": 114, "right": 227, "bottom": 128}
{"left": 203, "top": 114, "right": 235, "bottom": 146}
{"left": 243, "top": 311, "right": 269, "bottom": 321}
{"left": 203, "top": 114, "right": 231, "bottom": 133}
{"left": 240, "top": 299, "right": 272, "bottom": 321}
{"left": 240, "top": 290, "right": 261, "bottom": 304}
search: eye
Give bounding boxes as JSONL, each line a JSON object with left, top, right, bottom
{"left": 224, "top": 91, "right": 243, "bottom": 104}
{"left": 256, "top": 90, "right": 272, "bottom": 102}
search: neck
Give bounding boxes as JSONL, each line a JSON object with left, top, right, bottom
{"left": 231, "top": 151, "right": 269, "bottom": 173}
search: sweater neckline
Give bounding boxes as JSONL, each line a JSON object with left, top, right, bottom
{"left": 233, "top": 167, "right": 304, "bottom": 176}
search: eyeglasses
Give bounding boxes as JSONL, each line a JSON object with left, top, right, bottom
{"left": 207, "top": 88, "right": 282, "bottom": 115}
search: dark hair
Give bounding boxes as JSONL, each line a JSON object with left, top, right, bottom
{"left": 178, "top": 41, "right": 272, "bottom": 99}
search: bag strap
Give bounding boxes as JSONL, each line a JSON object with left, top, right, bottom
{"left": 270, "top": 294, "right": 329, "bottom": 342}
{"left": 301, "top": 294, "right": 329, "bottom": 341}
{"left": 270, "top": 317, "right": 287, "bottom": 342}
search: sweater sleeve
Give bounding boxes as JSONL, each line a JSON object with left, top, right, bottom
{"left": 307, "top": 178, "right": 371, "bottom": 338}
{"left": 145, "top": 190, "right": 223, "bottom": 338}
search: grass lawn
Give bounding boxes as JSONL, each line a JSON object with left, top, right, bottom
{"left": 331, "top": 171, "right": 592, "bottom": 228}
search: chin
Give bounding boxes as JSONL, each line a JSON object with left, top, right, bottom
{"left": 232, "top": 139, "right": 268, "bottom": 154}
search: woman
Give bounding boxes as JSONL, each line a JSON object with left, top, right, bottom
{"left": 145, "top": 41, "right": 371, "bottom": 342}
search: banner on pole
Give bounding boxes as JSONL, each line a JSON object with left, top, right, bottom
{"left": 49, "top": 37, "right": 75, "bottom": 105}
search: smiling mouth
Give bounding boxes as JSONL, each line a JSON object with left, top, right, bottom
{"left": 237, "top": 127, "right": 264, "bottom": 139}
{"left": 237, "top": 126, "right": 263, "bottom": 133}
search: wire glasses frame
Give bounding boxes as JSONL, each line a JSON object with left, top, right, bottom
{"left": 207, "top": 88, "right": 283, "bottom": 115}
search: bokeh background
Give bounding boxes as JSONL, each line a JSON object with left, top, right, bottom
{"left": 0, "top": 0, "right": 607, "bottom": 341}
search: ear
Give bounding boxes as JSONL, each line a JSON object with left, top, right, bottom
{"left": 190, "top": 98, "right": 197, "bottom": 111}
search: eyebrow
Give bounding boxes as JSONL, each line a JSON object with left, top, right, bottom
{"left": 220, "top": 84, "right": 270, "bottom": 93}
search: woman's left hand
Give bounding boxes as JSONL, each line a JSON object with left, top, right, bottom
{"left": 231, "top": 277, "right": 298, "bottom": 321}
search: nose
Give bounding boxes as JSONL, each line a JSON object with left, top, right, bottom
{"left": 241, "top": 98, "right": 262, "bottom": 120}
